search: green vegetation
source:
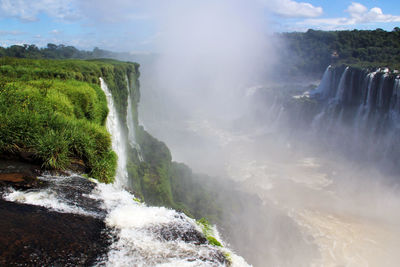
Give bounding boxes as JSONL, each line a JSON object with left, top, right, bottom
{"left": 126, "top": 123, "right": 181, "bottom": 209}
{"left": 125, "top": 120, "right": 249, "bottom": 230}
{"left": 0, "top": 57, "right": 139, "bottom": 183}
{"left": 0, "top": 43, "right": 153, "bottom": 65}
{"left": 197, "top": 218, "right": 222, "bottom": 247}
{"left": 0, "top": 47, "right": 284, "bottom": 258}
{"left": 169, "top": 162, "right": 224, "bottom": 222}
{"left": 0, "top": 43, "right": 118, "bottom": 60}
{"left": 279, "top": 28, "right": 400, "bottom": 76}
{"left": 0, "top": 47, "right": 221, "bottom": 218}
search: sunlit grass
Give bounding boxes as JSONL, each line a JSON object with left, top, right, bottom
{"left": 0, "top": 57, "right": 139, "bottom": 183}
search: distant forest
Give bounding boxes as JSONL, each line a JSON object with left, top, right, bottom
{"left": 0, "top": 43, "right": 119, "bottom": 60}
{"left": 2, "top": 27, "right": 400, "bottom": 77}
{"left": 279, "top": 27, "right": 400, "bottom": 77}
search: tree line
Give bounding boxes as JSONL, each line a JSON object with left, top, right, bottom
{"left": 2, "top": 27, "right": 400, "bottom": 77}
{"left": 278, "top": 27, "right": 400, "bottom": 77}
{"left": 0, "top": 43, "right": 116, "bottom": 60}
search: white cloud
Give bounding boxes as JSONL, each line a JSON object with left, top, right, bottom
{"left": 261, "top": 0, "right": 323, "bottom": 18}
{"left": 0, "top": 0, "right": 80, "bottom": 21}
{"left": 300, "top": 2, "right": 400, "bottom": 29}
{"left": 347, "top": 2, "right": 368, "bottom": 19}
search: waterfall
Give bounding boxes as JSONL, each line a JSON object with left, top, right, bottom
{"left": 377, "top": 74, "right": 388, "bottom": 109}
{"left": 307, "top": 65, "right": 332, "bottom": 98}
{"left": 390, "top": 78, "right": 400, "bottom": 124}
{"left": 365, "top": 73, "right": 375, "bottom": 107}
{"left": 99, "top": 77, "right": 128, "bottom": 188}
{"left": 125, "top": 76, "right": 144, "bottom": 162}
{"left": 1, "top": 77, "right": 250, "bottom": 267}
{"left": 335, "top": 66, "right": 349, "bottom": 101}
{"left": 306, "top": 66, "right": 400, "bottom": 171}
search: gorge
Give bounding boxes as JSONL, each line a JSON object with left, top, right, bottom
{"left": 138, "top": 61, "right": 400, "bottom": 266}
{"left": 1, "top": 43, "right": 400, "bottom": 267}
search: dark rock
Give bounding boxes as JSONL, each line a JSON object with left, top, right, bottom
{"left": 153, "top": 222, "right": 207, "bottom": 244}
{"left": 0, "top": 199, "right": 111, "bottom": 266}
{"left": 69, "top": 158, "right": 87, "bottom": 174}
{"left": 19, "top": 151, "right": 36, "bottom": 163}
{"left": 149, "top": 222, "right": 228, "bottom": 265}
{"left": 42, "top": 175, "right": 106, "bottom": 218}
{"left": 0, "top": 159, "right": 41, "bottom": 190}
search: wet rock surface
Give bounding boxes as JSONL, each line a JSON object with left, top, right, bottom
{"left": 0, "top": 162, "right": 232, "bottom": 266}
{"left": 147, "top": 220, "right": 227, "bottom": 265}
{"left": 153, "top": 222, "right": 207, "bottom": 244}
{"left": 39, "top": 174, "right": 106, "bottom": 218}
{"left": 0, "top": 159, "right": 41, "bottom": 190}
{"left": 0, "top": 199, "right": 111, "bottom": 266}
{"left": 0, "top": 161, "right": 111, "bottom": 266}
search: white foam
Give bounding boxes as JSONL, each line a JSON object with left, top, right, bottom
{"left": 100, "top": 77, "right": 129, "bottom": 189}
{"left": 91, "top": 183, "right": 250, "bottom": 266}
{"left": 3, "top": 188, "right": 92, "bottom": 216}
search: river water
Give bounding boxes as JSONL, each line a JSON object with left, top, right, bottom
{"left": 176, "top": 115, "right": 400, "bottom": 267}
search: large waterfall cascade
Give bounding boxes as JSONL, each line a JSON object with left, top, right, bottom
{"left": 305, "top": 65, "right": 400, "bottom": 168}
{"left": 2, "top": 77, "right": 249, "bottom": 266}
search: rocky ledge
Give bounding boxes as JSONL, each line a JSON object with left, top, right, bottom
{"left": 0, "top": 159, "right": 111, "bottom": 266}
{"left": 0, "top": 159, "right": 41, "bottom": 190}
{"left": 0, "top": 199, "right": 111, "bottom": 266}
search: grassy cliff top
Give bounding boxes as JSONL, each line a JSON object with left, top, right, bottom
{"left": 0, "top": 57, "right": 139, "bottom": 183}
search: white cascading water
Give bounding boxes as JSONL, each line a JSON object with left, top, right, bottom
{"left": 169, "top": 69, "right": 400, "bottom": 266}
{"left": 365, "top": 73, "right": 375, "bottom": 107}
{"left": 390, "top": 78, "right": 400, "bottom": 126}
{"left": 310, "top": 67, "right": 350, "bottom": 134}
{"left": 305, "top": 65, "right": 332, "bottom": 99}
{"left": 309, "top": 66, "right": 400, "bottom": 167}
{"left": 334, "top": 66, "right": 349, "bottom": 101}
{"left": 125, "top": 76, "right": 144, "bottom": 162}
{"left": 96, "top": 77, "right": 248, "bottom": 266}
{"left": 353, "top": 72, "right": 377, "bottom": 135}
{"left": 2, "top": 77, "right": 250, "bottom": 266}
{"left": 99, "top": 78, "right": 129, "bottom": 188}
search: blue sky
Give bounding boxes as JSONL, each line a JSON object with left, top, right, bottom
{"left": 0, "top": 0, "right": 399, "bottom": 52}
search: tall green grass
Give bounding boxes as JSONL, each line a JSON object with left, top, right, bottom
{"left": 0, "top": 58, "right": 139, "bottom": 183}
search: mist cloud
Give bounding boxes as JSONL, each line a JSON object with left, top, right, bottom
{"left": 150, "top": 0, "right": 274, "bottom": 119}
